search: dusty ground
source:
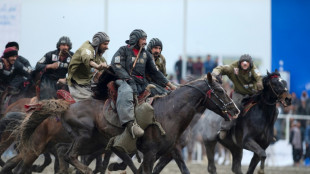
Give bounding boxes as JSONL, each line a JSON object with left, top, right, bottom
{"left": 30, "top": 157, "right": 310, "bottom": 174}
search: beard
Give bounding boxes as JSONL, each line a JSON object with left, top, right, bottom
{"left": 153, "top": 52, "right": 160, "bottom": 58}
{"left": 98, "top": 47, "right": 107, "bottom": 55}
{"left": 60, "top": 49, "right": 70, "bottom": 57}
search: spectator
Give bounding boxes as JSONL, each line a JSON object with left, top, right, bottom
{"left": 193, "top": 56, "right": 203, "bottom": 77}
{"left": 290, "top": 92, "right": 300, "bottom": 114}
{"left": 305, "top": 120, "right": 310, "bottom": 166}
{"left": 186, "top": 57, "right": 194, "bottom": 75}
{"left": 203, "top": 54, "right": 217, "bottom": 74}
{"left": 174, "top": 56, "right": 183, "bottom": 84}
{"left": 290, "top": 120, "right": 303, "bottom": 167}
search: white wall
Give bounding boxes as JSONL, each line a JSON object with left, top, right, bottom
{"left": 7, "top": 0, "right": 270, "bottom": 74}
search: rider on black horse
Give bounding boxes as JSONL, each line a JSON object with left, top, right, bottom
{"left": 5, "top": 42, "right": 33, "bottom": 95}
{"left": 35, "top": 36, "right": 74, "bottom": 100}
{"left": 0, "top": 47, "right": 31, "bottom": 116}
{"left": 212, "top": 54, "right": 263, "bottom": 139}
{"left": 111, "top": 29, "right": 177, "bottom": 139}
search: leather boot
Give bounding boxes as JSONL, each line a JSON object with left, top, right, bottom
{"left": 126, "top": 121, "right": 144, "bottom": 139}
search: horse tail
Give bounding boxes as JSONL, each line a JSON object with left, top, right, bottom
{"left": 19, "top": 99, "right": 70, "bottom": 149}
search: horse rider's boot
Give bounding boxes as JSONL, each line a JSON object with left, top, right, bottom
{"left": 127, "top": 121, "right": 144, "bottom": 139}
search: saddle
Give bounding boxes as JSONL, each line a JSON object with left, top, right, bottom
{"left": 102, "top": 81, "right": 155, "bottom": 128}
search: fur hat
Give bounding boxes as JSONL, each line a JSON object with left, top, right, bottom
{"left": 2, "top": 47, "right": 18, "bottom": 58}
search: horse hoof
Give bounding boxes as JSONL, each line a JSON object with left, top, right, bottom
{"left": 108, "top": 162, "right": 127, "bottom": 171}
{"left": 257, "top": 169, "right": 264, "bottom": 174}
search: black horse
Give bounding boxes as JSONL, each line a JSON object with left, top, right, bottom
{"left": 204, "top": 70, "right": 291, "bottom": 174}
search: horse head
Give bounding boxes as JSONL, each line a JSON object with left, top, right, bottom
{"left": 202, "top": 73, "right": 240, "bottom": 121}
{"left": 265, "top": 70, "right": 291, "bottom": 107}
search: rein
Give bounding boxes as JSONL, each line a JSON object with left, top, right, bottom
{"left": 264, "top": 74, "right": 286, "bottom": 105}
{"left": 183, "top": 79, "right": 234, "bottom": 113}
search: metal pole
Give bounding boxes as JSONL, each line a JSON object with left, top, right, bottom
{"left": 182, "top": 0, "right": 188, "bottom": 81}
{"left": 104, "top": 0, "right": 109, "bottom": 59}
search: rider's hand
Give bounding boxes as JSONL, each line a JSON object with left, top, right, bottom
{"left": 57, "top": 78, "right": 67, "bottom": 85}
{"left": 47, "top": 62, "right": 59, "bottom": 69}
{"left": 166, "top": 82, "right": 177, "bottom": 90}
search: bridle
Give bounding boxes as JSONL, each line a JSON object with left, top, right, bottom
{"left": 268, "top": 75, "right": 288, "bottom": 101}
{"left": 184, "top": 79, "right": 235, "bottom": 113}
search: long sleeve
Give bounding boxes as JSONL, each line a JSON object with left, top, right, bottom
{"left": 35, "top": 52, "right": 52, "bottom": 72}
{"left": 146, "top": 52, "right": 168, "bottom": 87}
{"left": 111, "top": 47, "right": 131, "bottom": 79}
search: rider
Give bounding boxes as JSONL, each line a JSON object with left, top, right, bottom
{"left": 67, "top": 32, "right": 109, "bottom": 102}
{"left": 212, "top": 54, "right": 263, "bottom": 139}
{"left": 146, "top": 38, "right": 171, "bottom": 95}
{"left": 147, "top": 38, "right": 167, "bottom": 77}
{"left": 35, "top": 36, "right": 74, "bottom": 100}
{"left": 111, "top": 29, "right": 177, "bottom": 138}
{"left": 5, "top": 42, "right": 33, "bottom": 94}
{"left": 0, "top": 47, "right": 31, "bottom": 116}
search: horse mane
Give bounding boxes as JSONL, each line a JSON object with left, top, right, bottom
{"left": 92, "top": 67, "right": 117, "bottom": 100}
{"left": 18, "top": 99, "right": 70, "bottom": 153}
{"left": 242, "top": 70, "right": 281, "bottom": 105}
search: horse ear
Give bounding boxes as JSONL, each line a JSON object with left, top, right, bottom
{"left": 275, "top": 69, "right": 279, "bottom": 73}
{"left": 267, "top": 70, "right": 270, "bottom": 76}
{"left": 207, "top": 72, "right": 213, "bottom": 83}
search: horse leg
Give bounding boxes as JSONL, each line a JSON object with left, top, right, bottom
{"left": 205, "top": 141, "right": 217, "bottom": 174}
{"left": 31, "top": 152, "right": 52, "bottom": 172}
{"left": 243, "top": 138, "right": 266, "bottom": 174}
{"left": 0, "top": 135, "right": 15, "bottom": 167}
{"left": 141, "top": 151, "right": 156, "bottom": 174}
{"left": 79, "top": 153, "right": 103, "bottom": 174}
{"left": 230, "top": 146, "right": 243, "bottom": 174}
{"left": 108, "top": 153, "right": 137, "bottom": 171}
{"left": 246, "top": 153, "right": 260, "bottom": 174}
{"left": 93, "top": 154, "right": 103, "bottom": 174}
{"left": 12, "top": 152, "right": 39, "bottom": 174}
{"left": 0, "top": 154, "right": 22, "bottom": 174}
{"left": 64, "top": 137, "right": 93, "bottom": 174}
{"left": 152, "top": 153, "right": 172, "bottom": 174}
{"left": 101, "top": 151, "right": 112, "bottom": 174}
{"left": 56, "top": 143, "right": 70, "bottom": 174}
{"left": 111, "top": 147, "right": 138, "bottom": 174}
{"left": 172, "top": 146, "right": 190, "bottom": 174}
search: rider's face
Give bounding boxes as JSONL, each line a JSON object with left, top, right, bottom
{"left": 59, "top": 44, "right": 69, "bottom": 52}
{"left": 8, "top": 55, "right": 17, "bottom": 65}
{"left": 138, "top": 37, "right": 147, "bottom": 48}
{"left": 241, "top": 61, "right": 250, "bottom": 70}
{"left": 151, "top": 46, "right": 162, "bottom": 57}
{"left": 98, "top": 41, "right": 109, "bottom": 54}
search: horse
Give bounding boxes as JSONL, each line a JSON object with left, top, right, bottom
{"left": 3, "top": 72, "right": 239, "bottom": 174}
{"left": 203, "top": 70, "right": 292, "bottom": 174}
{"left": 0, "top": 79, "right": 69, "bottom": 173}
{"left": 106, "top": 73, "right": 240, "bottom": 174}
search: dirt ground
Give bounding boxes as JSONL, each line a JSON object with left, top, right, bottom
{"left": 31, "top": 157, "right": 310, "bottom": 174}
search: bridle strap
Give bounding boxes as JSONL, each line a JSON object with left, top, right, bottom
{"left": 183, "top": 79, "right": 234, "bottom": 112}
